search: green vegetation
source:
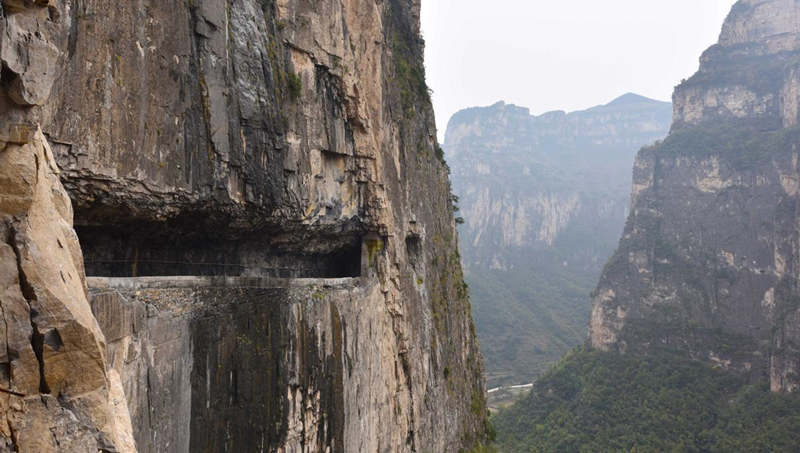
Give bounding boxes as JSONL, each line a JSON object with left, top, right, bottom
{"left": 493, "top": 348, "right": 800, "bottom": 452}
{"left": 652, "top": 120, "right": 800, "bottom": 170}
{"left": 681, "top": 51, "right": 800, "bottom": 98}
{"left": 287, "top": 71, "right": 302, "bottom": 100}
{"left": 435, "top": 143, "right": 445, "bottom": 159}
{"left": 463, "top": 442, "right": 499, "bottom": 453}
{"left": 446, "top": 98, "right": 672, "bottom": 394}
{"left": 468, "top": 256, "right": 597, "bottom": 390}
{"left": 386, "top": 0, "right": 431, "bottom": 121}
{"left": 390, "top": 28, "right": 429, "bottom": 116}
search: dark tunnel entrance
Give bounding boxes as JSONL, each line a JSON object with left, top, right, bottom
{"left": 76, "top": 223, "right": 364, "bottom": 279}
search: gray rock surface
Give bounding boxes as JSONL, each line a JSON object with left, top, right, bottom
{"left": 591, "top": 0, "right": 800, "bottom": 393}
{"left": 89, "top": 275, "right": 477, "bottom": 452}
{"left": 674, "top": 0, "right": 800, "bottom": 128}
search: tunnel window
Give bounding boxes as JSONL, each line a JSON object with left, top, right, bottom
{"left": 406, "top": 234, "right": 422, "bottom": 270}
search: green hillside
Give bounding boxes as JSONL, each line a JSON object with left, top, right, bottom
{"left": 493, "top": 349, "right": 800, "bottom": 452}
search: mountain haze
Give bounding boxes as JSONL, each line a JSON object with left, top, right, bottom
{"left": 445, "top": 94, "right": 672, "bottom": 387}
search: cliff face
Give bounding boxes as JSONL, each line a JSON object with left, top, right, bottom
{"left": 591, "top": 0, "right": 800, "bottom": 393}
{"left": 0, "top": 127, "right": 135, "bottom": 452}
{"left": 674, "top": 0, "right": 800, "bottom": 129}
{"left": 0, "top": 0, "right": 486, "bottom": 451}
{"left": 444, "top": 96, "right": 671, "bottom": 387}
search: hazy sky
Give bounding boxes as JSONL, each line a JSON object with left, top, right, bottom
{"left": 421, "top": 0, "right": 738, "bottom": 140}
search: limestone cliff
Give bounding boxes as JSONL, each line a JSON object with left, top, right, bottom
{"left": 591, "top": 0, "right": 800, "bottom": 393}
{"left": 444, "top": 96, "right": 671, "bottom": 388}
{"left": 0, "top": 0, "right": 486, "bottom": 451}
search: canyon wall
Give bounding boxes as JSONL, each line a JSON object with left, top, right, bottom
{"left": 591, "top": 0, "right": 800, "bottom": 393}
{"left": 444, "top": 95, "right": 671, "bottom": 387}
{"left": 0, "top": 0, "right": 486, "bottom": 451}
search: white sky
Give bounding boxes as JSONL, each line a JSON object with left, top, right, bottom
{"left": 421, "top": 0, "right": 738, "bottom": 140}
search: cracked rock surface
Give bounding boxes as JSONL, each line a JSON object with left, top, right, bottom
{"left": 0, "top": 129, "right": 134, "bottom": 452}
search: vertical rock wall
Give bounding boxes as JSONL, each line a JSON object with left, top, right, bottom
{"left": 0, "top": 1, "right": 135, "bottom": 450}
{"left": 0, "top": 0, "right": 487, "bottom": 450}
{"left": 590, "top": 0, "right": 800, "bottom": 393}
{"left": 88, "top": 277, "right": 408, "bottom": 452}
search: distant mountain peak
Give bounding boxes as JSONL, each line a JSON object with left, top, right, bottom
{"left": 606, "top": 93, "right": 666, "bottom": 106}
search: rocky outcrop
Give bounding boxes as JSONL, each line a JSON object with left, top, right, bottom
{"left": 444, "top": 95, "right": 671, "bottom": 387}
{"left": 0, "top": 0, "right": 486, "bottom": 450}
{"left": 591, "top": 0, "right": 800, "bottom": 393}
{"left": 0, "top": 2, "right": 135, "bottom": 450}
{"left": 0, "top": 128, "right": 134, "bottom": 452}
{"left": 719, "top": 0, "right": 800, "bottom": 51}
{"left": 0, "top": 1, "right": 60, "bottom": 107}
{"left": 673, "top": 0, "right": 800, "bottom": 128}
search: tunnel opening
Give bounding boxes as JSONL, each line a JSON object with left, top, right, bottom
{"left": 405, "top": 234, "right": 422, "bottom": 270}
{"left": 76, "top": 221, "right": 364, "bottom": 279}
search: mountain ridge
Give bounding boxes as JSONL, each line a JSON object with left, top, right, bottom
{"left": 494, "top": 2, "right": 800, "bottom": 449}
{"left": 445, "top": 93, "right": 669, "bottom": 139}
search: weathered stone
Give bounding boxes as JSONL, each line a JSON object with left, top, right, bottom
{"left": 0, "top": 124, "right": 35, "bottom": 145}
{"left": 89, "top": 276, "right": 409, "bottom": 452}
{"left": 719, "top": 0, "right": 800, "bottom": 51}
{"left": 2, "top": 1, "right": 54, "bottom": 13}
{"left": 673, "top": 0, "right": 800, "bottom": 128}
{"left": 1, "top": 12, "right": 61, "bottom": 106}
{"left": 0, "top": 129, "right": 135, "bottom": 451}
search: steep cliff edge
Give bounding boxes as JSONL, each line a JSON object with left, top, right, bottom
{"left": 444, "top": 97, "right": 671, "bottom": 388}
{"left": 590, "top": 0, "right": 800, "bottom": 393}
{"left": 0, "top": 0, "right": 486, "bottom": 451}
